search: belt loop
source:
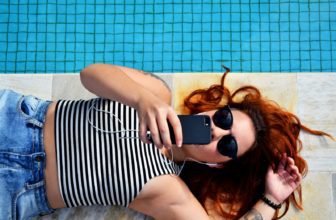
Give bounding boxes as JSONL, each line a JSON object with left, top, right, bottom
{"left": 27, "top": 118, "right": 44, "bottom": 128}
{"left": 35, "top": 100, "right": 52, "bottom": 128}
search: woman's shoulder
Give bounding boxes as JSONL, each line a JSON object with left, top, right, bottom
{"left": 129, "top": 174, "right": 209, "bottom": 219}
{"left": 130, "top": 174, "right": 190, "bottom": 205}
{"left": 130, "top": 174, "right": 192, "bottom": 211}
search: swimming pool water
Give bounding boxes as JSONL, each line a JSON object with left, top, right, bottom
{"left": 0, "top": 0, "right": 335, "bottom": 73}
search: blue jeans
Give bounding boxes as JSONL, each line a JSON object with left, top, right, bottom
{"left": 0, "top": 90, "right": 55, "bottom": 220}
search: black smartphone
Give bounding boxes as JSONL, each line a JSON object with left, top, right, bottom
{"left": 169, "top": 115, "right": 211, "bottom": 145}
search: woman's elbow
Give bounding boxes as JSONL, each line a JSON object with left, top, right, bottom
{"left": 80, "top": 64, "right": 100, "bottom": 91}
{"left": 80, "top": 63, "right": 100, "bottom": 78}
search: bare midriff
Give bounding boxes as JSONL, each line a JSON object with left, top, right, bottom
{"left": 43, "top": 102, "right": 67, "bottom": 209}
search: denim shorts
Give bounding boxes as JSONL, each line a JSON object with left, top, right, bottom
{"left": 0, "top": 89, "right": 55, "bottom": 220}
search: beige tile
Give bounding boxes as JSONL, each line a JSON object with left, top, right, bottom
{"left": 297, "top": 73, "right": 336, "bottom": 175}
{"left": 297, "top": 74, "right": 336, "bottom": 146}
{"left": 51, "top": 74, "right": 96, "bottom": 100}
{"left": 0, "top": 74, "right": 53, "bottom": 99}
{"left": 104, "top": 207, "right": 151, "bottom": 220}
{"left": 285, "top": 172, "right": 335, "bottom": 220}
{"left": 301, "top": 149, "right": 336, "bottom": 172}
{"left": 333, "top": 173, "right": 336, "bottom": 217}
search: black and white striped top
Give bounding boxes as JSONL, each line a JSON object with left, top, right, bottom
{"left": 54, "top": 98, "right": 180, "bottom": 207}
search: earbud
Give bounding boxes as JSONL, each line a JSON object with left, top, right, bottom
{"left": 205, "top": 162, "right": 219, "bottom": 167}
{"left": 185, "top": 157, "right": 221, "bottom": 168}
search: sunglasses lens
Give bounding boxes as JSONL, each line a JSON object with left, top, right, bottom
{"left": 213, "top": 106, "right": 233, "bottom": 130}
{"left": 217, "top": 135, "right": 238, "bottom": 159}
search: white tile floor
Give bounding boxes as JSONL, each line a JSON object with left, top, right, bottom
{"left": 1, "top": 73, "right": 335, "bottom": 219}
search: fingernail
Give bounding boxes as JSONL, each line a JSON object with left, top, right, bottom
{"left": 177, "top": 141, "right": 182, "bottom": 147}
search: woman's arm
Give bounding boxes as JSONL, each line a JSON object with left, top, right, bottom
{"left": 80, "top": 63, "right": 183, "bottom": 148}
{"left": 80, "top": 63, "right": 170, "bottom": 107}
{"left": 240, "top": 154, "right": 302, "bottom": 220}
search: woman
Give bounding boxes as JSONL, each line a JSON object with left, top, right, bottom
{"left": 0, "top": 64, "right": 330, "bottom": 220}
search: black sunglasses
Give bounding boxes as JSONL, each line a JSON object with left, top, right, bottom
{"left": 212, "top": 106, "right": 238, "bottom": 159}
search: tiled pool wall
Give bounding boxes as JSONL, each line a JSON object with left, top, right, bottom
{"left": 0, "top": 0, "right": 335, "bottom": 73}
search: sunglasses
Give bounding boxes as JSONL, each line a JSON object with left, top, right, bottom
{"left": 212, "top": 106, "right": 238, "bottom": 159}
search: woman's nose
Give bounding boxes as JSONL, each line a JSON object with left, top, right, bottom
{"left": 211, "top": 125, "right": 231, "bottom": 140}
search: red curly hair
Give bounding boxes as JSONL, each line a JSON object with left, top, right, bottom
{"left": 180, "top": 67, "right": 332, "bottom": 219}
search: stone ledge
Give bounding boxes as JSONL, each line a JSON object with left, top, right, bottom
{"left": 302, "top": 149, "right": 336, "bottom": 172}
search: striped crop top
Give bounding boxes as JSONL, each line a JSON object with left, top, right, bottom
{"left": 54, "top": 98, "right": 180, "bottom": 207}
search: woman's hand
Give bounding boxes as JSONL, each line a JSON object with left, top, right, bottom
{"left": 136, "top": 90, "right": 183, "bottom": 149}
{"left": 241, "top": 154, "right": 302, "bottom": 220}
{"left": 264, "top": 153, "right": 302, "bottom": 204}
